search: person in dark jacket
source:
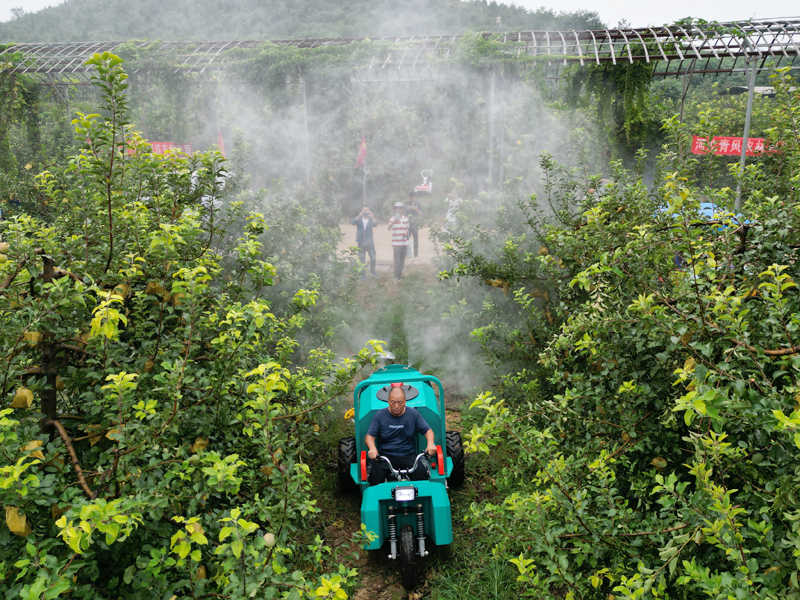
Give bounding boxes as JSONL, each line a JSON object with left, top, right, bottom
{"left": 405, "top": 192, "right": 423, "bottom": 258}
{"left": 351, "top": 206, "right": 378, "bottom": 280}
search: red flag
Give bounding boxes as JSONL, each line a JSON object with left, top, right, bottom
{"left": 217, "top": 128, "right": 226, "bottom": 158}
{"left": 356, "top": 134, "right": 366, "bottom": 167}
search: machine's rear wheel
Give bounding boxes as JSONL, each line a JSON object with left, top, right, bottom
{"left": 337, "top": 437, "right": 358, "bottom": 493}
{"left": 399, "top": 524, "right": 420, "bottom": 590}
{"left": 445, "top": 431, "right": 465, "bottom": 489}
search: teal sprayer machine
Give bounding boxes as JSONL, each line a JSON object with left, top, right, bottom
{"left": 337, "top": 364, "right": 464, "bottom": 589}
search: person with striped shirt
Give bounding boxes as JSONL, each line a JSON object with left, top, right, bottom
{"left": 388, "top": 202, "right": 409, "bottom": 283}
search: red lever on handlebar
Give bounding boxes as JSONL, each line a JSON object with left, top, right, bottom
{"left": 436, "top": 445, "right": 444, "bottom": 475}
{"left": 360, "top": 451, "right": 367, "bottom": 482}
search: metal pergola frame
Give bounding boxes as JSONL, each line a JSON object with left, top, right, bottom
{"left": 1, "top": 19, "right": 798, "bottom": 86}
{"left": 2, "top": 19, "right": 797, "bottom": 210}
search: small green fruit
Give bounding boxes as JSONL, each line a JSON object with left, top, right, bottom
{"left": 263, "top": 532, "right": 276, "bottom": 547}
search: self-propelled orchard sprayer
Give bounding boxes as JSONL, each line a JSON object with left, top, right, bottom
{"left": 337, "top": 364, "right": 464, "bottom": 589}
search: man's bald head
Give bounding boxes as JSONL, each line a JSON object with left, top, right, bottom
{"left": 387, "top": 386, "right": 407, "bottom": 416}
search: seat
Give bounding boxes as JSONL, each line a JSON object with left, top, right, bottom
{"left": 375, "top": 384, "right": 419, "bottom": 402}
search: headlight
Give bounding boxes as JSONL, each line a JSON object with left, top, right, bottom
{"left": 393, "top": 486, "right": 417, "bottom": 502}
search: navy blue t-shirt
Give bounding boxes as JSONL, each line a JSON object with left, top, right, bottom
{"left": 367, "top": 407, "right": 431, "bottom": 457}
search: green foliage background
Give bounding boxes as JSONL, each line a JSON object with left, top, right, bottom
{"left": 0, "top": 54, "right": 376, "bottom": 599}
{"left": 433, "top": 69, "right": 800, "bottom": 599}
{"left": 0, "top": 0, "right": 602, "bottom": 42}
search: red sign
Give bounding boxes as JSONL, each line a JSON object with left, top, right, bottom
{"left": 150, "top": 142, "right": 193, "bottom": 155}
{"left": 691, "top": 135, "right": 767, "bottom": 156}
{"left": 356, "top": 135, "right": 367, "bottom": 168}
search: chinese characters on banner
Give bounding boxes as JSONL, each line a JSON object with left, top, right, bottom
{"left": 691, "top": 135, "right": 767, "bottom": 156}
{"left": 149, "top": 142, "right": 194, "bottom": 155}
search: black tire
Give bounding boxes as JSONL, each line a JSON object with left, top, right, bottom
{"left": 445, "top": 431, "right": 465, "bottom": 489}
{"left": 337, "top": 437, "right": 358, "bottom": 493}
{"left": 399, "top": 524, "right": 420, "bottom": 590}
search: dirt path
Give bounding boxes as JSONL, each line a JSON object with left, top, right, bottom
{"left": 338, "top": 223, "right": 438, "bottom": 271}
{"left": 323, "top": 230, "right": 472, "bottom": 598}
{"left": 319, "top": 405, "right": 466, "bottom": 600}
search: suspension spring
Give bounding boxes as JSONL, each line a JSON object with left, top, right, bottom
{"left": 389, "top": 513, "right": 397, "bottom": 541}
{"left": 388, "top": 507, "right": 398, "bottom": 560}
{"left": 416, "top": 504, "right": 428, "bottom": 557}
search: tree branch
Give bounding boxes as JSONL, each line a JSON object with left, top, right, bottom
{"left": 0, "top": 258, "right": 27, "bottom": 293}
{"left": 731, "top": 339, "right": 800, "bottom": 356}
{"left": 46, "top": 419, "right": 96, "bottom": 500}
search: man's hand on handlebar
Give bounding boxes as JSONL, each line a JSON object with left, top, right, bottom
{"left": 368, "top": 449, "right": 378, "bottom": 460}
{"left": 426, "top": 444, "right": 436, "bottom": 456}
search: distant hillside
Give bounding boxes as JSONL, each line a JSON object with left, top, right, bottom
{"left": 0, "top": 0, "right": 603, "bottom": 42}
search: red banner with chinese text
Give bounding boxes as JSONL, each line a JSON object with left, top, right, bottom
{"left": 691, "top": 135, "right": 768, "bottom": 156}
{"left": 149, "top": 142, "right": 194, "bottom": 155}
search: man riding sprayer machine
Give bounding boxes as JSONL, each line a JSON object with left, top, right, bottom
{"left": 337, "top": 364, "right": 465, "bottom": 589}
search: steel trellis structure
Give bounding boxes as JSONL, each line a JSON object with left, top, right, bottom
{"left": 1, "top": 19, "right": 798, "bottom": 85}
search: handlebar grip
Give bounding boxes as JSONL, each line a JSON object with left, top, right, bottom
{"left": 360, "top": 451, "right": 367, "bottom": 482}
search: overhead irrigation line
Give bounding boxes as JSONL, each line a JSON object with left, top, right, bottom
{"left": 1, "top": 18, "right": 799, "bottom": 85}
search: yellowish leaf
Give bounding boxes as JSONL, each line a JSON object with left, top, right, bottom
{"left": 191, "top": 437, "right": 209, "bottom": 453}
{"left": 5, "top": 506, "right": 33, "bottom": 537}
{"left": 83, "top": 424, "right": 106, "bottom": 447}
{"left": 23, "top": 331, "right": 42, "bottom": 345}
{"left": 650, "top": 457, "right": 667, "bottom": 470}
{"left": 11, "top": 387, "right": 34, "bottom": 408}
{"left": 51, "top": 504, "right": 70, "bottom": 520}
{"left": 22, "top": 440, "right": 45, "bottom": 460}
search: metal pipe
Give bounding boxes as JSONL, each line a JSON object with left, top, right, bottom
{"left": 735, "top": 47, "right": 756, "bottom": 212}
{"left": 302, "top": 73, "right": 311, "bottom": 180}
{"left": 498, "top": 83, "right": 505, "bottom": 189}
{"left": 488, "top": 65, "right": 495, "bottom": 186}
{"left": 679, "top": 59, "right": 696, "bottom": 124}
{"left": 359, "top": 82, "right": 367, "bottom": 206}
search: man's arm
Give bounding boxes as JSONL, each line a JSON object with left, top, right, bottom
{"left": 365, "top": 434, "right": 378, "bottom": 459}
{"left": 424, "top": 429, "right": 435, "bottom": 455}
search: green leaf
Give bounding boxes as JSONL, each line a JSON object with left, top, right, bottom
{"left": 123, "top": 565, "right": 135, "bottom": 584}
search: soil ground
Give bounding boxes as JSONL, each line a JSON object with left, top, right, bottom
{"left": 337, "top": 222, "right": 438, "bottom": 271}
{"left": 317, "top": 238, "right": 476, "bottom": 598}
{"left": 318, "top": 407, "right": 468, "bottom": 600}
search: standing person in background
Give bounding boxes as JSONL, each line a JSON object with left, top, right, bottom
{"left": 351, "top": 206, "right": 378, "bottom": 281}
{"left": 443, "top": 194, "right": 462, "bottom": 232}
{"left": 405, "top": 192, "right": 423, "bottom": 259}
{"left": 388, "top": 202, "right": 409, "bottom": 283}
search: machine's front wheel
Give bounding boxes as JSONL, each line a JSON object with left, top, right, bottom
{"left": 399, "top": 524, "right": 420, "bottom": 590}
{"left": 446, "top": 431, "right": 465, "bottom": 488}
{"left": 337, "top": 437, "right": 358, "bottom": 493}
